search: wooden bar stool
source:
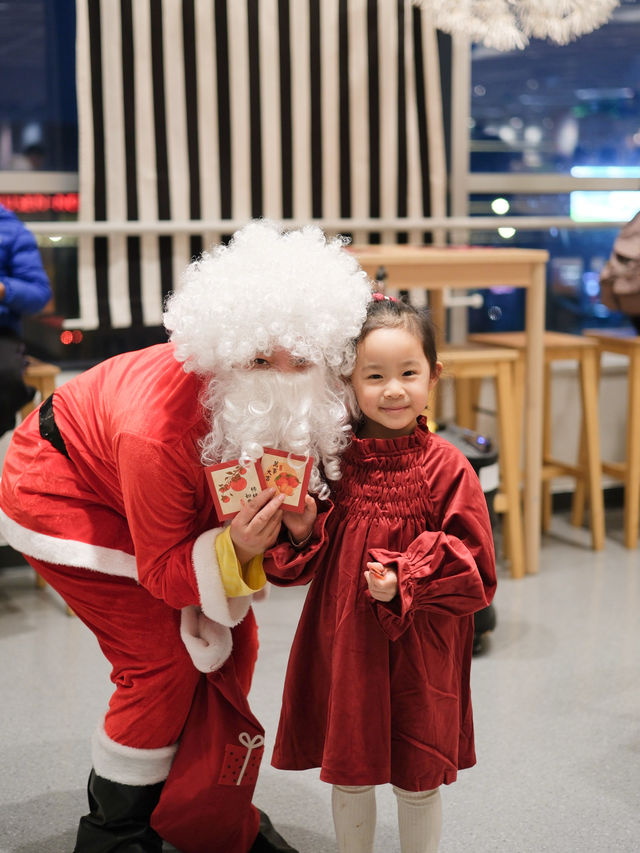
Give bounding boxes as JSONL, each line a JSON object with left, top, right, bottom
{"left": 575, "top": 330, "right": 640, "bottom": 549}
{"left": 20, "top": 356, "right": 61, "bottom": 419}
{"left": 467, "top": 331, "right": 605, "bottom": 551}
{"left": 438, "top": 343, "right": 525, "bottom": 579}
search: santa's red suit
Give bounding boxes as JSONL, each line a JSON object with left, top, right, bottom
{"left": 0, "top": 342, "right": 267, "bottom": 852}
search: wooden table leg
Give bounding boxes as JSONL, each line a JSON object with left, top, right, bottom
{"left": 579, "top": 348, "right": 605, "bottom": 551}
{"left": 523, "top": 261, "right": 546, "bottom": 574}
{"left": 496, "top": 360, "right": 525, "bottom": 578}
{"left": 624, "top": 347, "right": 640, "bottom": 549}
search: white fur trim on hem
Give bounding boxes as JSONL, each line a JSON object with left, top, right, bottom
{"left": 92, "top": 723, "right": 177, "bottom": 785}
{"left": 180, "top": 605, "right": 233, "bottom": 672}
{"left": 0, "top": 509, "right": 138, "bottom": 579}
{"left": 191, "top": 528, "right": 252, "bottom": 626}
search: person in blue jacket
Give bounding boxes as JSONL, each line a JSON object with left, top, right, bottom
{"left": 0, "top": 202, "right": 52, "bottom": 436}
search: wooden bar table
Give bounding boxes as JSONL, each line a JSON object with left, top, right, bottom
{"left": 350, "top": 245, "right": 549, "bottom": 576}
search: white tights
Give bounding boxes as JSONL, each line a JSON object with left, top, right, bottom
{"left": 331, "top": 784, "right": 442, "bottom": 853}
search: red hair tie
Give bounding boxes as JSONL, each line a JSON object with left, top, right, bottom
{"left": 372, "top": 292, "right": 397, "bottom": 302}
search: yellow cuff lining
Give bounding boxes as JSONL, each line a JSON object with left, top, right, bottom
{"left": 215, "top": 526, "right": 267, "bottom": 597}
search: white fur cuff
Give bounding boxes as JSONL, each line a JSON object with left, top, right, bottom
{"left": 91, "top": 722, "right": 177, "bottom": 785}
{"left": 191, "top": 528, "right": 252, "bottom": 626}
{"left": 180, "top": 605, "right": 233, "bottom": 672}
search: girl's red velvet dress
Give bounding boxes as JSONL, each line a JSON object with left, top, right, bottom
{"left": 264, "top": 418, "right": 496, "bottom": 793}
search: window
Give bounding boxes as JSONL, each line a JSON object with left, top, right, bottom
{"left": 0, "top": 0, "right": 77, "bottom": 172}
{"left": 467, "top": 0, "right": 640, "bottom": 333}
{"left": 0, "top": 0, "right": 81, "bottom": 363}
{"left": 470, "top": 2, "right": 640, "bottom": 175}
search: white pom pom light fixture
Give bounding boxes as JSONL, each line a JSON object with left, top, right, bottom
{"left": 411, "top": 0, "right": 621, "bottom": 51}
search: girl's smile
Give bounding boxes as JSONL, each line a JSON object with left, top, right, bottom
{"left": 351, "top": 326, "right": 442, "bottom": 439}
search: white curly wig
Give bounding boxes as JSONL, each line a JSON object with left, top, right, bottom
{"left": 163, "top": 219, "right": 372, "bottom": 376}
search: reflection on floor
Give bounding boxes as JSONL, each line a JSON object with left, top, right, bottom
{"left": 0, "top": 511, "right": 638, "bottom": 853}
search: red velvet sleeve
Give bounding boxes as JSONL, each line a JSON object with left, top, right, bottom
{"left": 116, "top": 431, "right": 215, "bottom": 610}
{"left": 263, "top": 502, "right": 334, "bottom": 586}
{"left": 369, "top": 462, "right": 496, "bottom": 640}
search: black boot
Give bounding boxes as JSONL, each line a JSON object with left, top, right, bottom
{"left": 473, "top": 603, "right": 497, "bottom": 655}
{"left": 73, "top": 769, "right": 164, "bottom": 852}
{"left": 249, "top": 810, "right": 299, "bottom": 853}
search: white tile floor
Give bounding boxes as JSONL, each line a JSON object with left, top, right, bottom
{"left": 0, "top": 510, "right": 639, "bottom": 853}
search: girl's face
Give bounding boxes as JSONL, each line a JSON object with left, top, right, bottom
{"left": 351, "top": 326, "right": 442, "bottom": 439}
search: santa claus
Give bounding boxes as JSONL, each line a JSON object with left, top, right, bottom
{"left": 0, "top": 219, "right": 372, "bottom": 853}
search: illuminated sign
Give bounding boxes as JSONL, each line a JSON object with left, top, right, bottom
{"left": 0, "top": 193, "right": 79, "bottom": 214}
{"left": 570, "top": 166, "right": 640, "bottom": 223}
{"left": 570, "top": 190, "right": 640, "bottom": 222}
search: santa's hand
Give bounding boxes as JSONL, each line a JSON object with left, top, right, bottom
{"left": 230, "top": 488, "right": 285, "bottom": 565}
{"left": 364, "top": 562, "right": 398, "bottom": 602}
{"left": 283, "top": 495, "right": 317, "bottom": 546}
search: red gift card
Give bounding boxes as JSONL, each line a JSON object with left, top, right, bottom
{"left": 205, "top": 459, "right": 267, "bottom": 521}
{"left": 260, "top": 448, "right": 314, "bottom": 513}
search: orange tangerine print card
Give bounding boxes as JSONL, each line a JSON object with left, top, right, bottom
{"left": 205, "top": 459, "right": 267, "bottom": 521}
{"left": 260, "top": 448, "right": 314, "bottom": 513}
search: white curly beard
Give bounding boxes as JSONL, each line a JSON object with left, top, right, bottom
{"left": 199, "top": 365, "right": 354, "bottom": 499}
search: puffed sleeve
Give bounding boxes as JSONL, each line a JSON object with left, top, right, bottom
{"left": 263, "top": 502, "right": 334, "bottom": 586}
{"left": 369, "top": 461, "right": 496, "bottom": 640}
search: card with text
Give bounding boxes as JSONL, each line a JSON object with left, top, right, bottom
{"left": 205, "top": 459, "right": 267, "bottom": 521}
{"left": 260, "top": 448, "right": 314, "bottom": 513}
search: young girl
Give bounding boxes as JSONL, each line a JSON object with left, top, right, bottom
{"left": 263, "top": 295, "right": 497, "bottom": 853}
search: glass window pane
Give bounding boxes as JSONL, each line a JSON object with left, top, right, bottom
{"left": 0, "top": 0, "right": 77, "bottom": 172}
{"left": 470, "top": 1, "right": 640, "bottom": 174}
{"left": 465, "top": 204, "right": 631, "bottom": 334}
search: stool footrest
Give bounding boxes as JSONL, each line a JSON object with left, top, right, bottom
{"left": 541, "top": 459, "right": 581, "bottom": 480}
{"left": 602, "top": 461, "right": 626, "bottom": 480}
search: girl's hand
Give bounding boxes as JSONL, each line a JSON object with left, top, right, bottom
{"left": 364, "top": 562, "right": 398, "bottom": 602}
{"left": 229, "top": 488, "right": 285, "bottom": 565}
{"left": 283, "top": 494, "right": 317, "bottom": 545}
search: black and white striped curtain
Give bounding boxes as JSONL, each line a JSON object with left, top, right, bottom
{"left": 76, "top": 0, "right": 449, "bottom": 334}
